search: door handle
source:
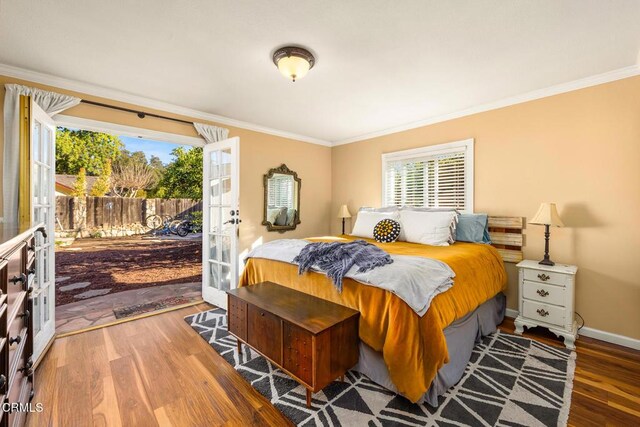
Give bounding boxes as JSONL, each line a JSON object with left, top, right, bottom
{"left": 36, "top": 226, "right": 47, "bottom": 239}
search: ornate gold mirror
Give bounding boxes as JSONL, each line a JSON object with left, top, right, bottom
{"left": 263, "top": 164, "right": 301, "bottom": 232}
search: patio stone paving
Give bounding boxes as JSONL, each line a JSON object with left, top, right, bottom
{"left": 59, "top": 282, "right": 91, "bottom": 292}
{"left": 74, "top": 288, "right": 112, "bottom": 299}
{"left": 56, "top": 281, "right": 202, "bottom": 335}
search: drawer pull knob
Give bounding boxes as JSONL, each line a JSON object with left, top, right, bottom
{"left": 536, "top": 289, "right": 549, "bottom": 297}
{"left": 9, "top": 335, "right": 22, "bottom": 346}
{"left": 260, "top": 312, "right": 265, "bottom": 317}
{"left": 0, "top": 374, "right": 5, "bottom": 392}
{"left": 18, "top": 310, "right": 31, "bottom": 320}
{"left": 537, "top": 273, "right": 550, "bottom": 282}
{"left": 9, "top": 273, "right": 27, "bottom": 285}
{"left": 536, "top": 308, "right": 549, "bottom": 317}
{"left": 28, "top": 266, "right": 36, "bottom": 275}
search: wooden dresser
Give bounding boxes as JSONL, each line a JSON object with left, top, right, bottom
{"left": 0, "top": 225, "right": 41, "bottom": 427}
{"left": 227, "top": 282, "right": 359, "bottom": 407}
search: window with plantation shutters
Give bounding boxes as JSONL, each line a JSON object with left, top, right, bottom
{"left": 382, "top": 139, "right": 474, "bottom": 212}
{"left": 268, "top": 174, "right": 294, "bottom": 208}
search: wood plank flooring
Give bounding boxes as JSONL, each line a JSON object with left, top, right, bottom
{"left": 26, "top": 304, "right": 639, "bottom": 426}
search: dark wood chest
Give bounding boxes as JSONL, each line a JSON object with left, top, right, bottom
{"left": 227, "top": 282, "right": 359, "bottom": 407}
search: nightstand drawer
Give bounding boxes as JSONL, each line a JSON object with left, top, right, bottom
{"left": 523, "top": 269, "right": 569, "bottom": 287}
{"left": 523, "top": 281, "right": 565, "bottom": 306}
{"left": 522, "top": 300, "right": 565, "bottom": 327}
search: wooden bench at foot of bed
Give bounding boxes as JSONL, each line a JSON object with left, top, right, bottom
{"left": 226, "top": 282, "right": 360, "bottom": 408}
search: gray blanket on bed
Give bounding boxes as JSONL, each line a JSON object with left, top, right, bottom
{"left": 245, "top": 239, "right": 455, "bottom": 316}
{"left": 293, "top": 240, "right": 393, "bottom": 292}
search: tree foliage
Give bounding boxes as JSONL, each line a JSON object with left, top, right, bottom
{"left": 90, "top": 159, "right": 112, "bottom": 197}
{"left": 156, "top": 147, "right": 203, "bottom": 200}
{"left": 71, "top": 167, "right": 88, "bottom": 197}
{"left": 56, "top": 128, "right": 122, "bottom": 176}
{"left": 55, "top": 127, "right": 205, "bottom": 200}
{"left": 111, "top": 151, "right": 161, "bottom": 198}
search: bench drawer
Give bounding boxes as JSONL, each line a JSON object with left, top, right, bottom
{"left": 283, "top": 322, "right": 313, "bottom": 385}
{"left": 247, "top": 304, "right": 282, "bottom": 364}
{"left": 227, "top": 295, "right": 247, "bottom": 342}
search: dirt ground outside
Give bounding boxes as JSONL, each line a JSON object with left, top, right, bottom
{"left": 55, "top": 236, "right": 202, "bottom": 306}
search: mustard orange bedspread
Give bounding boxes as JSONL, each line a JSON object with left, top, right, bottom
{"left": 238, "top": 236, "right": 507, "bottom": 402}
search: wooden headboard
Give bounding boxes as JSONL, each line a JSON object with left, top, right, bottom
{"left": 488, "top": 216, "right": 524, "bottom": 263}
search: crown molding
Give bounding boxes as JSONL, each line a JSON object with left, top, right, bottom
{"left": 334, "top": 65, "right": 640, "bottom": 146}
{"left": 3, "top": 62, "right": 638, "bottom": 148}
{"left": 0, "top": 63, "right": 332, "bottom": 147}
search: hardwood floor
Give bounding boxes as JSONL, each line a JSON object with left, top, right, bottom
{"left": 499, "top": 318, "right": 640, "bottom": 426}
{"left": 26, "top": 303, "right": 292, "bottom": 427}
{"left": 27, "top": 304, "right": 639, "bottom": 426}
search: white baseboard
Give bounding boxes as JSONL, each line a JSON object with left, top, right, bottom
{"left": 504, "top": 309, "right": 640, "bottom": 350}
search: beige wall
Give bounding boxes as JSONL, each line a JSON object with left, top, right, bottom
{"left": 331, "top": 76, "right": 640, "bottom": 339}
{"left": 0, "top": 75, "right": 332, "bottom": 258}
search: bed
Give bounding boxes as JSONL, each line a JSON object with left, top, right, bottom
{"left": 238, "top": 232, "right": 512, "bottom": 404}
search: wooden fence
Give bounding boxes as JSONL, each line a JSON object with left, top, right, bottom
{"left": 56, "top": 196, "right": 202, "bottom": 231}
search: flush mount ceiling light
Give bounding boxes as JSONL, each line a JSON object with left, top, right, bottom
{"left": 272, "top": 46, "right": 315, "bottom": 82}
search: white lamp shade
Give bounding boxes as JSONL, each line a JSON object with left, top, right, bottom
{"left": 529, "top": 202, "right": 564, "bottom": 227}
{"left": 337, "top": 205, "right": 351, "bottom": 219}
{"left": 277, "top": 56, "right": 311, "bottom": 81}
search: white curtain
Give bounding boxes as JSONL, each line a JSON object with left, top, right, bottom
{"left": 3, "top": 84, "right": 81, "bottom": 223}
{"left": 193, "top": 122, "right": 229, "bottom": 144}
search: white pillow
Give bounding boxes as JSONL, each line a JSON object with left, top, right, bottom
{"left": 351, "top": 210, "right": 400, "bottom": 239}
{"left": 399, "top": 210, "right": 457, "bottom": 246}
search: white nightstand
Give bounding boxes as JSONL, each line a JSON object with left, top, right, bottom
{"left": 514, "top": 260, "right": 578, "bottom": 349}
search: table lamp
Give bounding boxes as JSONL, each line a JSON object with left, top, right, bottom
{"left": 337, "top": 205, "right": 351, "bottom": 235}
{"left": 529, "top": 202, "right": 564, "bottom": 266}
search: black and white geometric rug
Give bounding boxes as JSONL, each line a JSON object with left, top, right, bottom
{"left": 185, "top": 308, "right": 576, "bottom": 427}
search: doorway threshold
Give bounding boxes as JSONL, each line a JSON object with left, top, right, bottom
{"left": 56, "top": 281, "right": 202, "bottom": 335}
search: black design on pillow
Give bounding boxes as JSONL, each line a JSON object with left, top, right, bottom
{"left": 373, "top": 219, "right": 401, "bottom": 243}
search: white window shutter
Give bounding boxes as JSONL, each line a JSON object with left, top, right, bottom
{"left": 382, "top": 139, "right": 473, "bottom": 212}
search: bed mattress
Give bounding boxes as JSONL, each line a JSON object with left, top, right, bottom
{"left": 239, "top": 235, "right": 507, "bottom": 402}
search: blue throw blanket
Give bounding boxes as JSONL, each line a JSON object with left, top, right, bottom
{"left": 292, "top": 240, "right": 393, "bottom": 291}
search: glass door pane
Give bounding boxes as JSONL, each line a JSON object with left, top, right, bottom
{"left": 202, "top": 138, "right": 239, "bottom": 309}
{"left": 30, "top": 102, "right": 56, "bottom": 361}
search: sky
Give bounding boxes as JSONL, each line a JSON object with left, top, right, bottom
{"left": 118, "top": 135, "right": 181, "bottom": 164}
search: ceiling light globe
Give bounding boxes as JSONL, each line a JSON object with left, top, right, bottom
{"left": 273, "top": 46, "right": 315, "bottom": 82}
{"left": 277, "top": 56, "right": 310, "bottom": 82}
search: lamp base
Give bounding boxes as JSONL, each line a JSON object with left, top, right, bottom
{"left": 539, "top": 225, "right": 555, "bottom": 266}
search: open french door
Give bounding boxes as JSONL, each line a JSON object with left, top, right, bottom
{"left": 202, "top": 137, "right": 240, "bottom": 309}
{"left": 30, "top": 101, "right": 56, "bottom": 361}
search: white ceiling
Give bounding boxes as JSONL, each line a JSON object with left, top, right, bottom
{"left": 1, "top": 0, "right": 639, "bottom": 143}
